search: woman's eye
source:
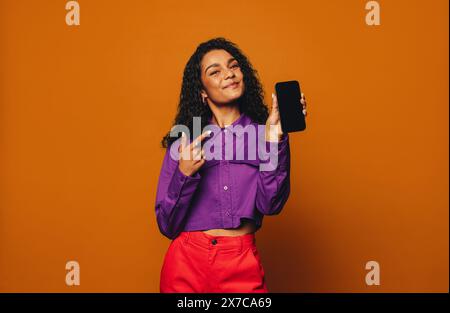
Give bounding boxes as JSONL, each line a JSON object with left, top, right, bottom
{"left": 209, "top": 64, "right": 238, "bottom": 76}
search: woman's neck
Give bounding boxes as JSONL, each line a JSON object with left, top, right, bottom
{"left": 209, "top": 105, "right": 241, "bottom": 128}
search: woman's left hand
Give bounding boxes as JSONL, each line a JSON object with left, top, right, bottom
{"left": 265, "top": 92, "right": 307, "bottom": 142}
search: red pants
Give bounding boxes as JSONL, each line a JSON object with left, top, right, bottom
{"left": 160, "top": 231, "right": 269, "bottom": 293}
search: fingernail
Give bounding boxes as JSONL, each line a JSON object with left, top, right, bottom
{"left": 181, "top": 132, "right": 185, "bottom": 138}
{"left": 206, "top": 130, "right": 212, "bottom": 136}
{"left": 271, "top": 93, "right": 275, "bottom": 98}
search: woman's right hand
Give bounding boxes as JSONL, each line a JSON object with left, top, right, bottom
{"left": 178, "top": 130, "right": 211, "bottom": 177}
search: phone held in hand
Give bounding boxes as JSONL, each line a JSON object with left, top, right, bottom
{"left": 275, "top": 80, "right": 306, "bottom": 133}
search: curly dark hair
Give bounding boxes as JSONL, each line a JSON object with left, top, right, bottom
{"left": 160, "top": 37, "right": 269, "bottom": 149}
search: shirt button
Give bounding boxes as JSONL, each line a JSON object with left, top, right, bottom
{"left": 211, "top": 239, "right": 217, "bottom": 245}
{"left": 223, "top": 185, "right": 228, "bottom": 191}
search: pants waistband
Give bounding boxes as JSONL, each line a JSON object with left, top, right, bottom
{"left": 178, "top": 231, "right": 256, "bottom": 253}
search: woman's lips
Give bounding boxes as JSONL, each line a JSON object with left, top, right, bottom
{"left": 224, "top": 81, "right": 239, "bottom": 89}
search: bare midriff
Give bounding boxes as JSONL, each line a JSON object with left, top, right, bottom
{"left": 202, "top": 220, "right": 257, "bottom": 236}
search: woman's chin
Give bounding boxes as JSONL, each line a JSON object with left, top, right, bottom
{"left": 221, "top": 92, "right": 244, "bottom": 103}
{"left": 220, "top": 97, "right": 242, "bottom": 106}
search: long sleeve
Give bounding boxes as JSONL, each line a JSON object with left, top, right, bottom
{"left": 155, "top": 142, "right": 202, "bottom": 239}
{"left": 256, "top": 133, "right": 291, "bottom": 215}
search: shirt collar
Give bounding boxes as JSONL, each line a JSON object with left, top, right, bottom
{"left": 208, "top": 112, "right": 252, "bottom": 138}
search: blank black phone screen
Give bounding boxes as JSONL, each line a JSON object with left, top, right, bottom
{"left": 275, "top": 80, "right": 306, "bottom": 133}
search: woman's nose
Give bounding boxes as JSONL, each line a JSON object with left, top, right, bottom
{"left": 224, "top": 68, "right": 235, "bottom": 79}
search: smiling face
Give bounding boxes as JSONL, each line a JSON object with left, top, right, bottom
{"left": 200, "top": 49, "right": 245, "bottom": 106}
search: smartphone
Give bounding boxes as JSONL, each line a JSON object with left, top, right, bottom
{"left": 275, "top": 80, "right": 306, "bottom": 133}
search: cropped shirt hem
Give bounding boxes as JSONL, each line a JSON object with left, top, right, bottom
{"left": 183, "top": 215, "right": 263, "bottom": 233}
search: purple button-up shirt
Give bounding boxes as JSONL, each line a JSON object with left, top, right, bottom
{"left": 155, "top": 112, "right": 290, "bottom": 239}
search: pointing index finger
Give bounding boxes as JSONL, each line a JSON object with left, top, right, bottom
{"left": 190, "top": 130, "right": 212, "bottom": 149}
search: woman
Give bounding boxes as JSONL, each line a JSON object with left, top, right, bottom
{"left": 155, "top": 37, "right": 307, "bottom": 293}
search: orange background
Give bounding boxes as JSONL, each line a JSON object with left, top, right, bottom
{"left": 0, "top": 0, "right": 448, "bottom": 292}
